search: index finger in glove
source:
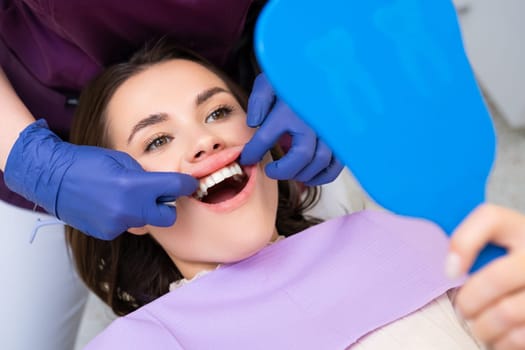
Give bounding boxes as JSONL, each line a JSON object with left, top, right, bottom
{"left": 240, "top": 110, "right": 288, "bottom": 166}
{"left": 246, "top": 74, "right": 276, "bottom": 127}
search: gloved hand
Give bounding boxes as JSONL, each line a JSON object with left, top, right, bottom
{"left": 4, "top": 120, "right": 198, "bottom": 240}
{"left": 240, "top": 74, "right": 343, "bottom": 186}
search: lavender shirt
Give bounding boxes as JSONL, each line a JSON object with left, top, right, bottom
{"left": 86, "top": 210, "right": 463, "bottom": 349}
{"left": 0, "top": 0, "right": 255, "bottom": 210}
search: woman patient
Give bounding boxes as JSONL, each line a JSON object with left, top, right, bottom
{"left": 67, "top": 38, "right": 481, "bottom": 349}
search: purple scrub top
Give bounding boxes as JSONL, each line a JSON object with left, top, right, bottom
{"left": 0, "top": 0, "right": 257, "bottom": 210}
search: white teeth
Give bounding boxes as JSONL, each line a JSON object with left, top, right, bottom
{"left": 196, "top": 188, "right": 205, "bottom": 199}
{"left": 211, "top": 172, "right": 225, "bottom": 184}
{"left": 205, "top": 177, "right": 215, "bottom": 188}
{"left": 195, "top": 162, "right": 245, "bottom": 200}
{"left": 220, "top": 167, "right": 234, "bottom": 179}
{"left": 233, "top": 163, "right": 242, "bottom": 174}
{"left": 199, "top": 182, "right": 208, "bottom": 194}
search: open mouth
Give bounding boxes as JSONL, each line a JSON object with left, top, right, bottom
{"left": 194, "top": 161, "right": 250, "bottom": 204}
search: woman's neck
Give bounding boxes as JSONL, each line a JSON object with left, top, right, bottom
{"left": 177, "top": 261, "right": 220, "bottom": 280}
{"left": 173, "top": 231, "right": 285, "bottom": 280}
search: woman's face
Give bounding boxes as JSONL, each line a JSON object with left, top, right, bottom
{"left": 105, "top": 59, "right": 279, "bottom": 278}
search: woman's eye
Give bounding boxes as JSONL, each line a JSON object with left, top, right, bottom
{"left": 145, "top": 135, "right": 173, "bottom": 152}
{"left": 205, "top": 106, "right": 234, "bottom": 123}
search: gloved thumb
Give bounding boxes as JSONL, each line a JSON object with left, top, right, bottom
{"left": 142, "top": 172, "right": 198, "bottom": 227}
{"left": 146, "top": 203, "right": 177, "bottom": 228}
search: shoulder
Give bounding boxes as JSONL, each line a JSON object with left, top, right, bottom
{"left": 352, "top": 209, "right": 444, "bottom": 233}
{"left": 304, "top": 210, "right": 451, "bottom": 264}
{"left": 352, "top": 292, "right": 481, "bottom": 349}
{"left": 84, "top": 307, "right": 183, "bottom": 349}
{"left": 318, "top": 209, "right": 446, "bottom": 241}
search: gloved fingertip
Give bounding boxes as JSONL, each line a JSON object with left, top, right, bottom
{"left": 150, "top": 205, "right": 177, "bottom": 227}
{"left": 177, "top": 174, "right": 199, "bottom": 195}
{"left": 303, "top": 179, "right": 321, "bottom": 187}
{"left": 247, "top": 74, "right": 276, "bottom": 127}
{"left": 238, "top": 154, "right": 248, "bottom": 166}
{"left": 304, "top": 164, "right": 343, "bottom": 186}
{"left": 246, "top": 102, "right": 264, "bottom": 127}
{"left": 107, "top": 232, "right": 123, "bottom": 241}
{"left": 239, "top": 144, "right": 262, "bottom": 166}
{"left": 295, "top": 174, "right": 314, "bottom": 184}
{"left": 187, "top": 176, "right": 200, "bottom": 190}
{"left": 238, "top": 153, "right": 252, "bottom": 166}
{"left": 264, "top": 162, "right": 288, "bottom": 180}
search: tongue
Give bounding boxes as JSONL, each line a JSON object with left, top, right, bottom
{"left": 203, "top": 187, "right": 239, "bottom": 204}
{"left": 202, "top": 176, "right": 247, "bottom": 204}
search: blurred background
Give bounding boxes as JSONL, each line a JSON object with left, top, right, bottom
{"left": 453, "top": 0, "right": 525, "bottom": 212}
{"left": 74, "top": 1, "right": 525, "bottom": 348}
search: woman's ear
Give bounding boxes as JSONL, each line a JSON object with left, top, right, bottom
{"left": 127, "top": 226, "right": 149, "bottom": 235}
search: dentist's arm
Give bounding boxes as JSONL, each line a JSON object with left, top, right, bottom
{"left": 0, "top": 67, "right": 35, "bottom": 170}
{"left": 1, "top": 67, "right": 198, "bottom": 240}
{"left": 240, "top": 74, "right": 343, "bottom": 186}
{"left": 447, "top": 204, "right": 525, "bottom": 350}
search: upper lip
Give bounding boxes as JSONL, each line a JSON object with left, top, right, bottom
{"left": 190, "top": 145, "right": 244, "bottom": 179}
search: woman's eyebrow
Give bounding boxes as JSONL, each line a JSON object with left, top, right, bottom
{"left": 127, "top": 112, "right": 169, "bottom": 144}
{"left": 126, "top": 87, "right": 230, "bottom": 144}
{"left": 196, "top": 87, "right": 230, "bottom": 106}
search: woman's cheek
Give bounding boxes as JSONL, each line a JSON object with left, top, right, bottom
{"left": 231, "top": 116, "right": 255, "bottom": 143}
{"left": 138, "top": 151, "right": 183, "bottom": 173}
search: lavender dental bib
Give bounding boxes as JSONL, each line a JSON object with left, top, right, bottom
{"left": 86, "top": 210, "right": 462, "bottom": 349}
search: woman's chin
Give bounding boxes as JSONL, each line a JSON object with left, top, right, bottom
{"left": 219, "top": 231, "right": 277, "bottom": 263}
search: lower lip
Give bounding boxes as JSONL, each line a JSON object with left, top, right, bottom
{"left": 192, "top": 165, "right": 257, "bottom": 212}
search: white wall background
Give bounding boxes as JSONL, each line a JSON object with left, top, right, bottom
{"left": 454, "top": 0, "right": 525, "bottom": 129}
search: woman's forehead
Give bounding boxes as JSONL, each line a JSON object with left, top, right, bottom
{"left": 109, "top": 59, "right": 229, "bottom": 109}
{"left": 138, "top": 59, "right": 227, "bottom": 89}
{"left": 104, "top": 59, "right": 234, "bottom": 142}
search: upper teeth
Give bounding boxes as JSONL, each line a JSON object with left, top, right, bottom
{"left": 196, "top": 162, "right": 244, "bottom": 199}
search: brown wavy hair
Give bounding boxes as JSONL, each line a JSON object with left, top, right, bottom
{"left": 66, "top": 38, "right": 322, "bottom": 316}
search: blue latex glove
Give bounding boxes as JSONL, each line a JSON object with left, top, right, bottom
{"left": 240, "top": 74, "right": 343, "bottom": 186}
{"left": 4, "top": 120, "right": 198, "bottom": 240}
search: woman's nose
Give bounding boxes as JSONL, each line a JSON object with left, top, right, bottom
{"left": 190, "top": 133, "right": 225, "bottom": 161}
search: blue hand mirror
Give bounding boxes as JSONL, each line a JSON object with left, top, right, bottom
{"left": 254, "top": 0, "right": 505, "bottom": 272}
